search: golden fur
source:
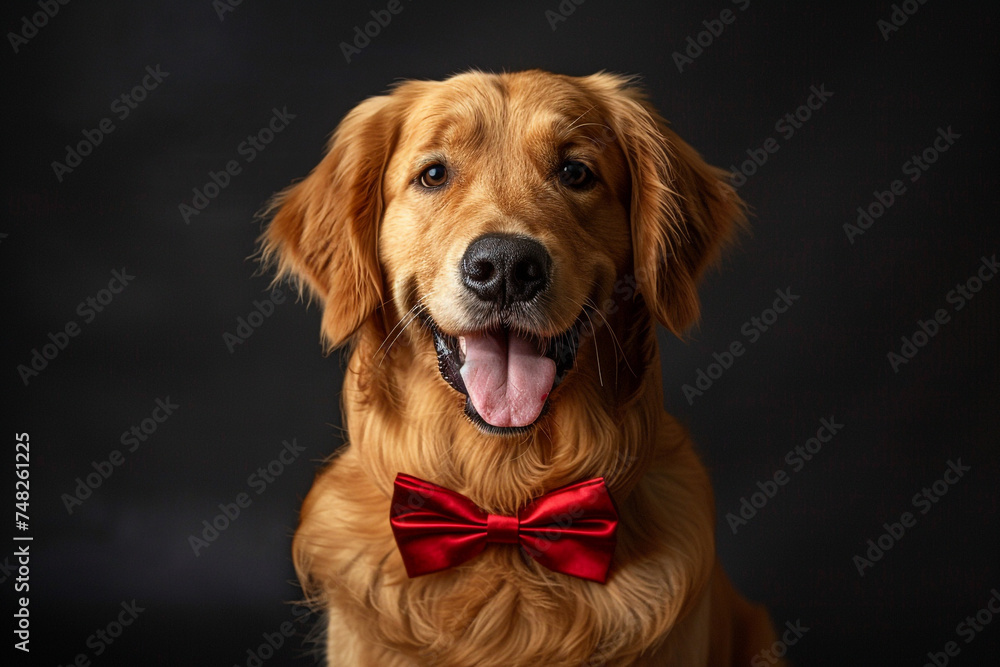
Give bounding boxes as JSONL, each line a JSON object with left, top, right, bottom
{"left": 261, "top": 69, "right": 782, "bottom": 666}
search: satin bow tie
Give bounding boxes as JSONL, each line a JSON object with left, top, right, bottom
{"left": 389, "top": 473, "right": 618, "bottom": 583}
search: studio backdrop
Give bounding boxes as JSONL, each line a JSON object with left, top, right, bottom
{"left": 5, "top": 0, "right": 998, "bottom": 665}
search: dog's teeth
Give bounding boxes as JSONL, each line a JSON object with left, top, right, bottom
{"left": 459, "top": 336, "right": 466, "bottom": 356}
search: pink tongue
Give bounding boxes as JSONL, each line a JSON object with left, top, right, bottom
{"left": 459, "top": 330, "right": 556, "bottom": 428}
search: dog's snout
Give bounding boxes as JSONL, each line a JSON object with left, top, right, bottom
{"left": 461, "top": 234, "right": 551, "bottom": 306}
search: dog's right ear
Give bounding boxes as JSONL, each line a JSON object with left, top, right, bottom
{"left": 581, "top": 73, "right": 746, "bottom": 338}
{"left": 259, "top": 94, "right": 399, "bottom": 351}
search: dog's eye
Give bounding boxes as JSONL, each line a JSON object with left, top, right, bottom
{"left": 419, "top": 163, "right": 448, "bottom": 188}
{"left": 558, "top": 160, "right": 595, "bottom": 188}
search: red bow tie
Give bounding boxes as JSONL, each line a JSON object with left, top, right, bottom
{"left": 389, "top": 474, "right": 618, "bottom": 583}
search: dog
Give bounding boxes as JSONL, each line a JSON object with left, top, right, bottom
{"left": 261, "top": 69, "right": 782, "bottom": 666}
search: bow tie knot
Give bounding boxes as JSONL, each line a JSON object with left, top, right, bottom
{"left": 486, "top": 513, "right": 520, "bottom": 544}
{"left": 389, "top": 474, "right": 619, "bottom": 583}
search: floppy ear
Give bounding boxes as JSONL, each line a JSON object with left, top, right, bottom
{"left": 585, "top": 74, "right": 747, "bottom": 336}
{"left": 259, "top": 94, "right": 398, "bottom": 350}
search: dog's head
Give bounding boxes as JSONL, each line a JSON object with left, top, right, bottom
{"left": 262, "top": 70, "right": 744, "bottom": 435}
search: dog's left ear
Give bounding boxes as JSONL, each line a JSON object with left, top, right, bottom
{"left": 583, "top": 73, "right": 747, "bottom": 336}
{"left": 259, "top": 93, "right": 399, "bottom": 350}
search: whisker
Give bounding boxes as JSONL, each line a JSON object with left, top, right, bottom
{"left": 372, "top": 303, "right": 418, "bottom": 361}
{"left": 569, "top": 122, "right": 614, "bottom": 145}
{"left": 561, "top": 105, "right": 598, "bottom": 136}
{"left": 584, "top": 297, "right": 616, "bottom": 388}
{"left": 584, "top": 297, "right": 636, "bottom": 380}
{"left": 371, "top": 286, "right": 422, "bottom": 361}
{"left": 581, "top": 306, "right": 602, "bottom": 387}
{"left": 377, "top": 303, "right": 425, "bottom": 368}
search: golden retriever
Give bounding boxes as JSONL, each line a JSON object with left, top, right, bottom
{"left": 261, "top": 69, "right": 782, "bottom": 666}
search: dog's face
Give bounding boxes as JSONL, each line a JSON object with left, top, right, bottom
{"left": 378, "top": 74, "right": 634, "bottom": 432}
{"left": 263, "top": 70, "right": 743, "bottom": 435}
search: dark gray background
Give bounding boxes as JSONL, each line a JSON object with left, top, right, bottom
{"left": 5, "top": 0, "right": 998, "bottom": 665}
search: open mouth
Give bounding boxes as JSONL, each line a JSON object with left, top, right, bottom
{"left": 424, "top": 315, "right": 584, "bottom": 434}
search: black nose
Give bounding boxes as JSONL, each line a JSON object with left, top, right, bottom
{"left": 460, "top": 234, "right": 551, "bottom": 306}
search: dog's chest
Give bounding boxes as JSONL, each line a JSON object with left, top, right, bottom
{"left": 347, "top": 541, "right": 678, "bottom": 666}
